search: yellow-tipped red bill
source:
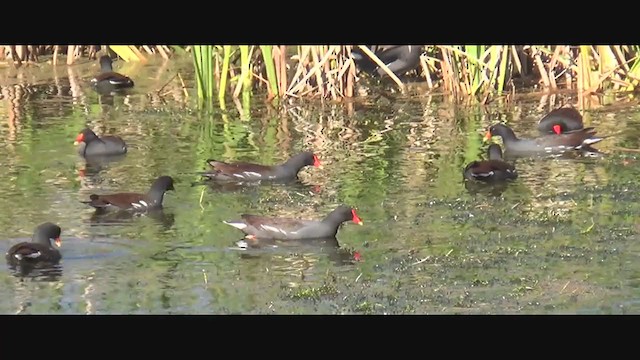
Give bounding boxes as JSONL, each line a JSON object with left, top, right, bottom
{"left": 483, "top": 130, "right": 492, "bottom": 143}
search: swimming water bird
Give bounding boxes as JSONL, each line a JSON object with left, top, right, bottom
{"left": 202, "top": 152, "right": 322, "bottom": 183}
{"left": 484, "top": 123, "right": 604, "bottom": 156}
{"left": 74, "top": 127, "right": 128, "bottom": 157}
{"left": 80, "top": 176, "right": 175, "bottom": 213}
{"left": 463, "top": 144, "right": 518, "bottom": 182}
{"left": 91, "top": 55, "right": 135, "bottom": 92}
{"left": 224, "top": 205, "right": 364, "bottom": 246}
{"left": 351, "top": 45, "right": 422, "bottom": 78}
{"left": 537, "top": 107, "right": 584, "bottom": 134}
{"left": 6, "top": 222, "right": 62, "bottom": 265}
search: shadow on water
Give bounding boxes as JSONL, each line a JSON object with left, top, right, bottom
{"left": 463, "top": 180, "right": 512, "bottom": 197}
{"left": 193, "top": 175, "right": 323, "bottom": 195}
{"left": 94, "top": 84, "right": 135, "bottom": 98}
{"left": 86, "top": 209, "right": 176, "bottom": 230}
{"left": 232, "top": 236, "right": 360, "bottom": 267}
{"left": 80, "top": 154, "right": 128, "bottom": 178}
{"left": 7, "top": 263, "right": 63, "bottom": 282}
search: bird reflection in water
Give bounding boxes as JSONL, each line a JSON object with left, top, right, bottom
{"left": 234, "top": 236, "right": 361, "bottom": 267}
{"left": 463, "top": 179, "right": 511, "bottom": 197}
{"left": 88, "top": 209, "right": 176, "bottom": 230}
{"left": 8, "top": 262, "right": 63, "bottom": 282}
{"left": 195, "top": 176, "right": 322, "bottom": 196}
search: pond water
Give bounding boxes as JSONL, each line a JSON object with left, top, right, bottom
{"left": 2, "top": 55, "right": 640, "bottom": 314}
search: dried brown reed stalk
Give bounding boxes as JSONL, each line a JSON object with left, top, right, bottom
{"left": 284, "top": 45, "right": 356, "bottom": 101}
{"left": 4, "top": 44, "right": 640, "bottom": 108}
{"left": 354, "top": 45, "right": 406, "bottom": 91}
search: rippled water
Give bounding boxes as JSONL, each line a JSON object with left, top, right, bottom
{"left": 2, "top": 56, "right": 640, "bottom": 314}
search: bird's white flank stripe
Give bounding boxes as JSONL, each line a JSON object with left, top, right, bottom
{"left": 224, "top": 221, "right": 247, "bottom": 230}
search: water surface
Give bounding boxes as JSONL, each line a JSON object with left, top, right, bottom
{"left": 2, "top": 57, "right": 640, "bottom": 314}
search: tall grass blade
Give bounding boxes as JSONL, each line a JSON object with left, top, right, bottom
{"left": 205, "top": 45, "right": 213, "bottom": 101}
{"left": 109, "top": 45, "right": 146, "bottom": 62}
{"left": 355, "top": 45, "right": 406, "bottom": 92}
{"left": 598, "top": 45, "right": 617, "bottom": 90}
{"left": 288, "top": 45, "right": 340, "bottom": 95}
{"left": 260, "top": 45, "right": 279, "bottom": 99}
{"left": 193, "top": 45, "right": 205, "bottom": 101}
{"left": 578, "top": 45, "right": 594, "bottom": 95}
{"left": 233, "top": 45, "right": 252, "bottom": 98}
{"left": 467, "top": 45, "right": 484, "bottom": 95}
{"left": 497, "top": 46, "right": 510, "bottom": 95}
{"left": 484, "top": 46, "right": 501, "bottom": 96}
{"left": 219, "top": 45, "right": 232, "bottom": 107}
{"left": 192, "top": 45, "right": 215, "bottom": 111}
{"left": 625, "top": 46, "right": 640, "bottom": 91}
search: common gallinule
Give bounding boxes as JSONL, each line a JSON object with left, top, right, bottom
{"left": 538, "top": 107, "right": 584, "bottom": 134}
{"left": 352, "top": 45, "right": 422, "bottom": 77}
{"left": 463, "top": 143, "right": 518, "bottom": 182}
{"left": 74, "top": 127, "right": 128, "bottom": 157}
{"left": 90, "top": 55, "right": 134, "bottom": 91}
{"left": 202, "top": 151, "right": 322, "bottom": 182}
{"left": 6, "top": 222, "right": 62, "bottom": 265}
{"left": 484, "top": 123, "right": 604, "bottom": 156}
{"left": 224, "top": 205, "right": 363, "bottom": 243}
{"left": 81, "top": 175, "right": 175, "bottom": 212}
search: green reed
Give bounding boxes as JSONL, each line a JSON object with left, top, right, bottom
{"left": 259, "top": 45, "right": 279, "bottom": 99}
{"left": 192, "top": 45, "right": 214, "bottom": 107}
{"left": 8, "top": 44, "right": 640, "bottom": 107}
